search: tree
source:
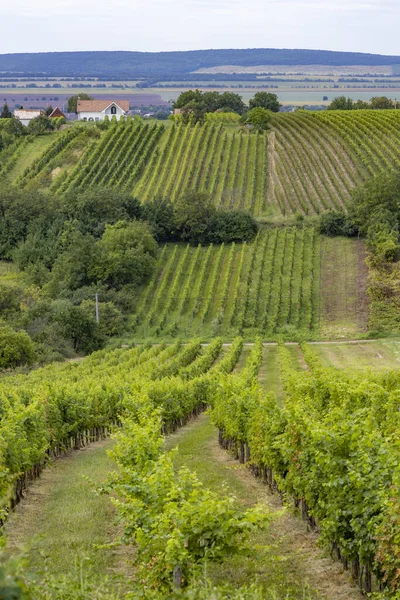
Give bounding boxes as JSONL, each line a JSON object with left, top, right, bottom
{"left": 67, "top": 93, "right": 93, "bottom": 114}
{"left": 370, "top": 96, "right": 394, "bottom": 110}
{"left": 174, "top": 191, "right": 216, "bottom": 244}
{"left": 45, "top": 231, "right": 95, "bottom": 296}
{"left": 242, "top": 107, "right": 273, "bottom": 131}
{"left": 45, "top": 106, "right": 54, "bottom": 117}
{"left": 3, "top": 117, "right": 25, "bottom": 137}
{"left": 353, "top": 100, "right": 370, "bottom": 110}
{"left": 173, "top": 90, "right": 246, "bottom": 122}
{"left": 53, "top": 300, "right": 104, "bottom": 353}
{"left": 249, "top": 92, "right": 281, "bottom": 113}
{"left": 206, "top": 211, "right": 258, "bottom": 243}
{"left": 0, "top": 103, "right": 12, "bottom": 119}
{"left": 0, "top": 325, "right": 36, "bottom": 368}
{"left": 62, "top": 187, "right": 142, "bottom": 237}
{"left": 28, "top": 115, "right": 54, "bottom": 135}
{"left": 327, "top": 96, "right": 354, "bottom": 110}
{"left": 141, "top": 197, "right": 177, "bottom": 242}
{"left": 217, "top": 91, "right": 246, "bottom": 115}
{"left": 89, "top": 221, "right": 158, "bottom": 288}
{"left": 173, "top": 90, "right": 203, "bottom": 109}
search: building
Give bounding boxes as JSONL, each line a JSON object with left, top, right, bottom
{"left": 48, "top": 107, "right": 66, "bottom": 119}
{"left": 77, "top": 100, "right": 130, "bottom": 122}
{"left": 14, "top": 109, "right": 44, "bottom": 126}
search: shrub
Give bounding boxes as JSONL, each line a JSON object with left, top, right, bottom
{"left": 0, "top": 325, "right": 36, "bottom": 369}
{"left": 319, "top": 209, "right": 358, "bottom": 237}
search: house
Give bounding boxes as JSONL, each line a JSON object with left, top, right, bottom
{"left": 77, "top": 100, "right": 130, "bottom": 122}
{"left": 14, "top": 109, "right": 44, "bottom": 126}
{"left": 48, "top": 107, "right": 66, "bottom": 119}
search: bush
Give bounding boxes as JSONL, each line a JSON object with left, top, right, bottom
{"left": 0, "top": 325, "right": 36, "bottom": 369}
{"left": 319, "top": 209, "right": 358, "bottom": 237}
{"left": 80, "top": 299, "right": 124, "bottom": 336}
{"left": 207, "top": 211, "right": 258, "bottom": 243}
{"left": 28, "top": 115, "right": 54, "bottom": 135}
{"left": 89, "top": 220, "right": 158, "bottom": 288}
{"left": 52, "top": 300, "right": 105, "bottom": 353}
{"left": 242, "top": 107, "right": 273, "bottom": 131}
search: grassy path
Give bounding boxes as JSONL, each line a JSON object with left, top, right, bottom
{"left": 166, "top": 414, "right": 362, "bottom": 600}
{"left": 4, "top": 439, "right": 128, "bottom": 598}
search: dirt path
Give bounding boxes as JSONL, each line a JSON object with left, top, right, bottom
{"left": 167, "top": 414, "right": 362, "bottom": 600}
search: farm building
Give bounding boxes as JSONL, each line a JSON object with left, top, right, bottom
{"left": 14, "top": 109, "right": 44, "bottom": 126}
{"left": 48, "top": 107, "right": 66, "bottom": 119}
{"left": 77, "top": 99, "right": 129, "bottom": 122}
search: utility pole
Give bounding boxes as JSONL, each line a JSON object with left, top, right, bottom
{"left": 95, "top": 293, "right": 99, "bottom": 323}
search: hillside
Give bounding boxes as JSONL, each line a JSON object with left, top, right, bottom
{"left": 2, "top": 48, "right": 400, "bottom": 77}
{"left": 6, "top": 110, "right": 400, "bottom": 218}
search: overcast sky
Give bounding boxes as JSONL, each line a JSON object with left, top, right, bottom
{"left": 1, "top": 0, "right": 399, "bottom": 56}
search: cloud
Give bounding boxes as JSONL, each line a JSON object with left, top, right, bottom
{"left": 0, "top": 0, "right": 399, "bottom": 54}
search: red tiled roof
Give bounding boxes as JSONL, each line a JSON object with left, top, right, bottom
{"left": 77, "top": 100, "right": 130, "bottom": 113}
{"left": 49, "top": 107, "right": 65, "bottom": 118}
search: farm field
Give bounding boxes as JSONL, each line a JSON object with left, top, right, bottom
{"left": 7, "top": 109, "right": 400, "bottom": 219}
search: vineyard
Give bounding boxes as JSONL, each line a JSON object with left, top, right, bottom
{"left": 132, "top": 227, "right": 320, "bottom": 340}
{"left": 3, "top": 110, "right": 400, "bottom": 217}
{"left": 2, "top": 336, "right": 400, "bottom": 597}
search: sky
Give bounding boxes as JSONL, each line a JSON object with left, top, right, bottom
{"left": 1, "top": 0, "right": 400, "bottom": 55}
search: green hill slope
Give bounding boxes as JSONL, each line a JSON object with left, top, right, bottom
{"left": 8, "top": 110, "right": 400, "bottom": 219}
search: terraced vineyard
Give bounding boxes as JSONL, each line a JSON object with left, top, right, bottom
{"left": 4, "top": 110, "right": 400, "bottom": 218}
{"left": 133, "top": 227, "right": 320, "bottom": 340}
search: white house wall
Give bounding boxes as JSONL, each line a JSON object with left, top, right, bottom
{"left": 78, "top": 108, "right": 126, "bottom": 121}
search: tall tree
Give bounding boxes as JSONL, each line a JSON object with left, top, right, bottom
{"left": 67, "top": 93, "right": 93, "bottom": 114}
{"left": 0, "top": 103, "right": 12, "bottom": 119}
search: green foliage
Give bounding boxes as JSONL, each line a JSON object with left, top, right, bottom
{"left": 0, "top": 324, "right": 36, "bottom": 368}
{"left": 173, "top": 90, "right": 246, "bottom": 122}
{"left": 249, "top": 92, "right": 281, "bottom": 113}
{"left": 243, "top": 108, "right": 273, "bottom": 131}
{"left": 89, "top": 220, "right": 158, "bottom": 288}
{"left": 67, "top": 94, "right": 93, "bottom": 114}
{"left": 175, "top": 191, "right": 215, "bottom": 244}
{"left": 108, "top": 403, "right": 268, "bottom": 594}
{"left": 80, "top": 299, "right": 124, "bottom": 336}
{"left": 327, "top": 95, "right": 396, "bottom": 111}
{"left": 27, "top": 116, "right": 55, "bottom": 135}
{"left": 209, "top": 341, "right": 400, "bottom": 594}
{"left": 347, "top": 170, "right": 400, "bottom": 332}
{"left": 205, "top": 112, "right": 241, "bottom": 124}
{"left": 0, "top": 104, "right": 12, "bottom": 119}
{"left": 141, "top": 197, "right": 177, "bottom": 242}
{"left": 52, "top": 300, "right": 105, "bottom": 352}
{"left": 327, "top": 96, "right": 354, "bottom": 110}
{"left": 62, "top": 187, "right": 142, "bottom": 237}
{"left": 319, "top": 209, "right": 358, "bottom": 236}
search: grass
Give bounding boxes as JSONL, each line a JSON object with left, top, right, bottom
{"left": 166, "top": 414, "right": 361, "bottom": 600}
{"left": 7, "top": 132, "right": 58, "bottom": 182}
{"left": 310, "top": 340, "right": 400, "bottom": 369}
{"left": 4, "top": 440, "right": 128, "bottom": 596}
{"left": 319, "top": 236, "right": 368, "bottom": 339}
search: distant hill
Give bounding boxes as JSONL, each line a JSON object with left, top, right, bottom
{"left": 1, "top": 48, "right": 400, "bottom": 78}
